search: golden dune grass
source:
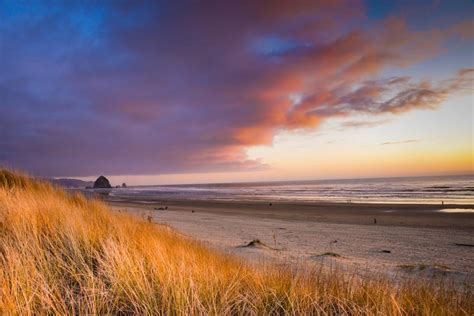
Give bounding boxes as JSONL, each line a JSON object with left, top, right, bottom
{"left": 0, "top": 170, "right": 472, "bottom": 315}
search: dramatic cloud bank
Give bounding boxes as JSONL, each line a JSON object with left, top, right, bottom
{"left": 0, "top": 1, "right": 472, "bottom": 176}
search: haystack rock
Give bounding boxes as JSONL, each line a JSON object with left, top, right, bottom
{"left": 122, "top": 183, "right": 127, "bottom": 188}
{"left": 93, "top": 176, "right": 112, "bottom": 189}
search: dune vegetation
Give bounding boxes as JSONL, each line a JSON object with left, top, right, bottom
{"left": 0, "top": 169, "right": 472, "bottom": 315}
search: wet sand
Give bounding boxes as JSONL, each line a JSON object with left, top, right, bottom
{"left": 107, "top": 198, "right": 474, "bottom": 284}
{"left": 108, "top": 198, "right": 474, "bottom": 229}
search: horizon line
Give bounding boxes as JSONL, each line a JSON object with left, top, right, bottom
{"left": 56, "top": 172, "right": 474, "bottom": 187}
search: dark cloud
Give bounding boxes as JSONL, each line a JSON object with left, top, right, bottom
{"left": 0, "top": 1, "right": 472, "bottom": 176}
{"left": 299, "top": 70, "right": 473, "bottom": 118}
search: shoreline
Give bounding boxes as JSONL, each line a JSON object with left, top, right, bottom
{"left": 105, "top": 197, "right": 474, "bottom": 230}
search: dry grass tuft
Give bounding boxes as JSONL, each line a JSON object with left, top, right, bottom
{"left": 0, "top": 170, "right": 472, "bottom": 314}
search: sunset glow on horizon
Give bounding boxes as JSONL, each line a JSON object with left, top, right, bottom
{"left": 1, "top": 1, "right": 473, "bottom": 185}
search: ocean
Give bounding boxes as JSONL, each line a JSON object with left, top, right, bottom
{"left": 110, "top": 175, "right": 474, "bottom": 205}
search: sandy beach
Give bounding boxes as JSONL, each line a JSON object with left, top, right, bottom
{"left": 108, "top": 198, "right": 474, "bottom": 285}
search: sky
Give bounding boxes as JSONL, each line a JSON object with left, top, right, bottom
{"left": 0, "top": 1, "right": 473, "bottom": 185}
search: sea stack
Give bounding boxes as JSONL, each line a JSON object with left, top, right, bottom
{"left": 93, "top": 176, "right": 112, "bottom": 189}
